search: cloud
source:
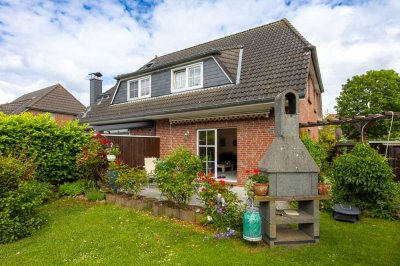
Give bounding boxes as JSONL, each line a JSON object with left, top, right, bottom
{"left": 0, "top": 0, "right": 399, "bottom": 114}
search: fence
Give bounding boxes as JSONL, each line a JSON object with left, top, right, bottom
{"left": 104, "top": 134, "right": 160, "bottom": 167}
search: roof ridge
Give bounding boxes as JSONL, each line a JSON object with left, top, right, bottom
{"left": 143, "top": 19, "right": 285, "bottom": 65}
{"left": 28, "top": 84, "right": 59, "bottom": 107}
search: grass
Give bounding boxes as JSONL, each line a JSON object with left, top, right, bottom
{"left": 0, "top": 198, "right": 399, "bottom": 265}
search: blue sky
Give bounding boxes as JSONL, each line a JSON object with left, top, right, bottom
{"left": 0, "top": 0, "right": 399, "bottom": 113}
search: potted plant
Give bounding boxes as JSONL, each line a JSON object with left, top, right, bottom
{"left": 318, "top": 174, "right": 329, "bottom": 195}
{"left": 247, "top": 169, "right": 269, "bottom": 196}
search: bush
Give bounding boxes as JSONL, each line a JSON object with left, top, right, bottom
{"left": 59, "top": 180, "right": 95, "bottom": 196}
{"left": 0, "top": 112, "right": 89, "bottom": 184}
{"left": 155, "top": 147, "right": 202, "bottom": 205}
{"left": 76, "top": 133, "right": 118, "bottom": 182}
{"left": 196, "top": 173, "right": 244, "bottom": 232}
{"left": 85, "top": 189, "right": 106, "bottom": 201}
{"left": 113, "top": 162, "right": 148, "bottom": 197}
{"left": 332, "top": 144, "right": 398, "bottom": 219}
{"left": 0, "top": 153, "right": 53, "bottom": 243}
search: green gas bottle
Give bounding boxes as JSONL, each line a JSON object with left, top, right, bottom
{"left": 243, "top": 207, "right": 262, "bottom": 241}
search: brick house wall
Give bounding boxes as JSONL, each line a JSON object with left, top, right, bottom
{"left": 130, "top": 127, "right": 155, "bottom": 136}
{"left": 156, "top": 117, "right": 275, "bottom": 186}
{"left": 28, "top": 109, "right": 77, "bottom": 124}
{"left": 299, "top": 76, "right": 321, "bottom": 140}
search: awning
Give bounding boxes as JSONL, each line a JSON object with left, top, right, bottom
{"left": 92, "top": 121, "right": 154, "bottom": 131}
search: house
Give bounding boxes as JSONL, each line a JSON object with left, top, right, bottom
{"left": 81, "top": 19, "right": 324, "bottom": 186}
{"left": 0, "top": 83, "right": 85, "bottom": 123}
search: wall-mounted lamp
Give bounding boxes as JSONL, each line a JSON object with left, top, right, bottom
{"left": 184, "top": 130, "right": 190, "bottom": 140}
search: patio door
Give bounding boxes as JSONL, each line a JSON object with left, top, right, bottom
{"left": 197, "top": 129, "right": 217, "bottom": 175}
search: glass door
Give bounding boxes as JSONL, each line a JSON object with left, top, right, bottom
{"left": 197, "top": 129, "right": 217, "bottom": 175}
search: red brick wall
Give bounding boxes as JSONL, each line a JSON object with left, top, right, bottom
{"left": 299, "top": 76, "right": 321, "bottom": 140}
{"left": 129, "top": 127, "right": 154, "bottom": 136}
{"left": 156, "top": 117, "right": 275, "bottom": 186}
{"left": 28, "top": 110, "right": 76, "bottom": 124}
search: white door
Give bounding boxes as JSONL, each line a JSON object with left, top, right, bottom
{"left": 197, "top": 129, "right": 217, "bottom": 175}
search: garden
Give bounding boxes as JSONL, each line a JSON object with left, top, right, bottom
{"left": 0, "top": 112, "right": 400, "bottom": 265}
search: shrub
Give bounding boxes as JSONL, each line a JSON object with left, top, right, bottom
{"left": 155, "top": 147, "right": 203, "bottom": 205}
{"left": 59, "top": 180, "right": 95, "bottom": 196}
{"left": 196, "top": 172, "right": 244, "bottom": 232}
{"left": 0, "top": 153, "right": 53, "bottom": 243}
{"left": 76, "top": 133, "right": 118, "bottom": 182}
{"left": 85, "top": 189, "right": 106, "bottom": 201}
{"left": 0, "top": 112, "right": 89, "bottom": 184}
{"left": 301, "top": 134, "right": 328, "bottom": 170}
{"left": 113, "top": 162, "right": 148, "bottom": 197}
{"left": 332, "top": 144, "right": 398, "bottom": 219}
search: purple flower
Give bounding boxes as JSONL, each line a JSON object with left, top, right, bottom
{"left": 217, "top": 208, "right": 223, "bottom": 214}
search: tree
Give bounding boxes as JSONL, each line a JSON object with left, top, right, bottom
{"left": 335, "top": 70, "right": 400, "bottom": 139}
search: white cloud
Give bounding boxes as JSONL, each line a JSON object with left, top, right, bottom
{"left": 0, "top": 0, "right": 399, "bottom": 114}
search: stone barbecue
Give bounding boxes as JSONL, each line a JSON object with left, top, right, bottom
{"left": 257, "top": 89, "right": 324, "bottom": 247}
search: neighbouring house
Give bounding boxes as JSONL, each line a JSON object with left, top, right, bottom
{"left": 0, "top": 83, "right": 85, "bottom": 123}
{"left": 81, "top": 18, "right": 324, "bottom": 186}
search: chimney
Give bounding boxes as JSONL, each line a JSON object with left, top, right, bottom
{"left": 89, "top": 72, "right": 103, "bottom": 105}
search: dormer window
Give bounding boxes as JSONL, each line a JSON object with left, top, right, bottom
{"left": 127, "top": 76, "right": 151, "bottom": 100}
{"left": 171, "top": 62, "right": 203, "bottom": 92}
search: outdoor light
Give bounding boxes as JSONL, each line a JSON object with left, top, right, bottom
{"left": 184, "top": 130, "right": 190, "bottom": 140}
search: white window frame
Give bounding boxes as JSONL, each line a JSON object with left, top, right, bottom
{"left": 171, "top": 62, "right": 203, "bottom": 93}
{"left": 127, "top": 75, "right": 151, "bottom": 101}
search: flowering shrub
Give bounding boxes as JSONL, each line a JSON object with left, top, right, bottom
{"left": 76, "top": 133, "right": 119, "bottom": 182}
{"left": 155, "top": 147, "right": 203, "bottom": 205}
{"left": 196, "top": 172, "right": 244, "bottom": 233}
{"left": 110, "top": 161, "right": 148, "bottom": 197}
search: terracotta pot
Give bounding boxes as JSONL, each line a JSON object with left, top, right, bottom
{"left": 254, "top": 183, "right": 269, "bottom": 196}
{"left": 318, "top": 183, "right": 329, "bottom": 195}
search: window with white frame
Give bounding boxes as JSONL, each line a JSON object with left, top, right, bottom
{"left": 171, "top": 62, "right": 203, "bottom": 92}
{"left": 127, "top": 76, "right": 151, "bottom": 100}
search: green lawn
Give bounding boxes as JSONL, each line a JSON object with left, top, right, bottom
{"left": 0, "top": 199, "right": 399, "bottom": 266}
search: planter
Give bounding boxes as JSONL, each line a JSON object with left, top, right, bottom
{"left": 105, "top": 193, "right": 118, "bottom": 203}
{"left": 318, "top": 183, "right": 329, "bottom": 195}
{"left": 107, "top": 154, "right": 116, "bottom": 161}
{"left": 254, "top": 183, "right": 269, "bottom": 196}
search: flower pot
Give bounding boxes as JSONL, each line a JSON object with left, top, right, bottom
{"left": 254, "top": 183, "right": 269, "bottom": 196}
{"left": 107, "top": 154, "right": 116, "bottom": 161}
{"left": 318, "top": 183, "right": 329, "bottom": 195}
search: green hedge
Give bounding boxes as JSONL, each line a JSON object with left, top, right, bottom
{"left": 0, "top": 112, "right": 89, "bottom": 184}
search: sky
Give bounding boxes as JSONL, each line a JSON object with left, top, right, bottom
{"left": 0, "top": 0, "right": 399, "bottom": 113}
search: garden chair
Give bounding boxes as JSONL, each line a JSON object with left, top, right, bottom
{"left": 144, "top": 157, "right": 157, "bottom": 187}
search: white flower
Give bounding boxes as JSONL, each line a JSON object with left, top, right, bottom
{"left": 221, "top": 198, "right": 226, "bottom": 206}
{"left": 217, "top": 193, "right": 222, "bottom": 200}
{"left": 207, "top": 215, "right": 213, "bottom": 222}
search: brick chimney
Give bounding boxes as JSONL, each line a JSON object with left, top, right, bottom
{"left": 89, "top": 72, "right": 103, "bottom": 105}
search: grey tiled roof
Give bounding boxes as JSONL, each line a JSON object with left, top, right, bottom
{"left": 82, "top": 19, "right": 323, "bottom": 124}
{"left": 0, "top": 84, "right": 86, "bottom": 115}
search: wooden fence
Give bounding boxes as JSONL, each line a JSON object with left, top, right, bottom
{"left": 103, "top": 134, "right": 160, "bottom": 167}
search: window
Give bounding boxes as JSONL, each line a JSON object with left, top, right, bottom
{"left": 171, "top": 62, "right": 203, "bottom": 92}
{"left": 127, "top": 76, "right": 151, "bottom": 100}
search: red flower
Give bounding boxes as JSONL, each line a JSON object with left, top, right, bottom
{"left": 201, "top": 187, "right": 206, "bottom": 191}
{"left": 208, "top": 179, "right": 215, "bottom": 184}
{"left": 253, "top": 168, "right": 260, "bottom": 174}
{"left": 96, "top": 133, "right": 102, "bottom": 137}
{"left": 245, "top": 169, "right": 250, "bottom": 174}
{"left": 208, "top": 172, "right": 214, "bottom": 177}
{"left": 115, "top": 161, "right": 121, "bottom": 165}
{"left": 81, "top": 147, "right": 87, "bottom": 151}
{"left": 83, "top": 154, "right": 88, "bottom": 158}
{"left": 198, "top": 172, "right": 204, "bottom": 177}
{"left": 219, "top": 180, "right": 226, "bottom": 186}
{"left": 98, "top": 152, "right": 106, "bottom": 157}
{"left": 201, "top": 177, "right": 206, "bottom": 181}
